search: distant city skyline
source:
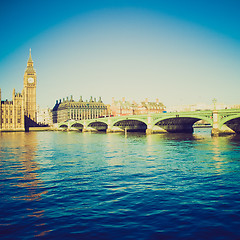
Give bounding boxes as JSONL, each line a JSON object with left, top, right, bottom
{"left": 1, "top": 0, "right": 240, "bottom": 108}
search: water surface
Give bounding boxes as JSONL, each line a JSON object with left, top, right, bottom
{"left": 1, "top": 129, "right": 240, "bottom": 239}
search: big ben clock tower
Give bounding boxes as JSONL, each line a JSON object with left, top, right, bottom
{"left": 23, "top": 49, "right": 37, "bottom": 122}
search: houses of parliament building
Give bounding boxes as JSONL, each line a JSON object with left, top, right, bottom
{"left": 0, "top": 50, "right": 37, "bottom": 131}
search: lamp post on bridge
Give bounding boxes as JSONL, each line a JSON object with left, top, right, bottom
{"left": 212, "top": 98, "right": 217, "bottom": 110}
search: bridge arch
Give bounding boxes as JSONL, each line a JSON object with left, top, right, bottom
{"left": 219, "top": 113, "right": 240, "bottom": 127}
{"left": 152, "top": 115, "right": 213, "bottom": 126}
{"left": 111, "top": 117, "right": 148, "bottom": 127}
{"left": 59, "top": 124, "right": 68, "bottom": 130}
{"left": 70, "top": 122, "right": 84, "bottom": 131}
{"left": 219, "top": 114, "right": 240, "bottom": 133}
{"left": 112, "top": 119, "right": 147, "bottom": 132}
{"left": 87, "top": 121, "right": 108, "bottom": 131}
{"left": 153, "top": 115, "right": 213, "bottom": 133}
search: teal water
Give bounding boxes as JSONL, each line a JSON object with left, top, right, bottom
{"left": 1, "top": 129, "right": 240, "bottom": 239}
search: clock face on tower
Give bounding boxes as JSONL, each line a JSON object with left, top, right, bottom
{"left": 28, "top": 77, "right": 34, "bottom": 83}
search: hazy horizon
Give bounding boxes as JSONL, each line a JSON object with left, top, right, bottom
{"left": 1, "top": 1, "right": 240, "bottom": 108}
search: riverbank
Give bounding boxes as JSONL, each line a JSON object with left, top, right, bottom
{"left": 0, "top": 126, "right": 53, "bottom": 132}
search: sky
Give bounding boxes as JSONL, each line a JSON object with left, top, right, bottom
{"left": 0, "top": 0, "right": 240, "bottom": 108}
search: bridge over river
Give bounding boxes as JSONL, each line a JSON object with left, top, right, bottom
{"left": 57, "top": 109, "right": 240, "bottom": 136}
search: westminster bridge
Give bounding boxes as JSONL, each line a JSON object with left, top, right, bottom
{"left": 56, "top": 109, "right": 240, "bottom": 136}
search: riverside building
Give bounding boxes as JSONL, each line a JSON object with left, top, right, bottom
{"left": 52, "top": 96, "right": 109, "bottom": 123}
{"left": 37, "top": 106, "right": 52, "bottom": 126}
{"left": 110, "top": 97, "right": 166, "bottom": 116}
{"left": 0, "top": 50, "right": 37, "bottom": 131}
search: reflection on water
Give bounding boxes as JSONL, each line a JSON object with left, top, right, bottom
{"left": 0, "top": 132, "right": 50, "bottom": 238}
{"left": 1, "top": 130, "right": 240, "bottom": 239}
{"left": 211, "top": 137, "right": 224, "bottom": 171}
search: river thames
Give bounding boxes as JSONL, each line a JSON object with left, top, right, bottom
{"left": 1, "top": 129, "right": 240, "bottom": 239}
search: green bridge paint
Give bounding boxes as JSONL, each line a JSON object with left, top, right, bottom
{"left": 57, "top": 109, "right": 240, "bottom": 136}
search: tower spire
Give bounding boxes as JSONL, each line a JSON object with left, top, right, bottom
{"left": 28, "top": 48, "right": 33, "bottom": 63}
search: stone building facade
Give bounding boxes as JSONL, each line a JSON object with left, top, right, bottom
{"left": 110, "top": 97, "right": 166, "bottom": 116}
{"left": 37, "top": 106, "right": 52, "bottom": 126}
{"left": 0, "top": 89, "right": 25, "bottom": 131}
{"left": 23, "top": 50, "right": 37, "bottom": 122}
{"left": 52, "top": 96, "right": 109, "bottom": 123}
{"left": 0, "top": 50, "right": 37, "bottom": 131}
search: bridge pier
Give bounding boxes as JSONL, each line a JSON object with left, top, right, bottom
{"left": 106, "top": 118, "right": 113, "bottom": 133}
{"left": 82, "top": 120, "right": 87, "bottom": 132}
{"left": 211, "top": 128, "right": 220, "bottom": 136}
{"left": 211, "top": 110, "right": 235, "bottom": 136}
{"left": 211, "top": 110, "right": 219, "bottom": 136}
{"left": 146, "top": 114, "right": 153, "bottom": 134}
{"left": 146, "top": 128, "right": 152, "bottom": 134}
{"left": 106, "top": 128, "right": 113, "bottom": 133}
{"left": 67, "top": 122, "right": 71, "bottom": 131}
{"left": 211, "top": 125, "right": 235, "bottom": 136}
{"left": 106, "top": 118, "right": 124, "bottom": 133}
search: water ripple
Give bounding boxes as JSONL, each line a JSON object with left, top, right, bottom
{"left": 1, "top": 131, "right": 240, "bottom": 239}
